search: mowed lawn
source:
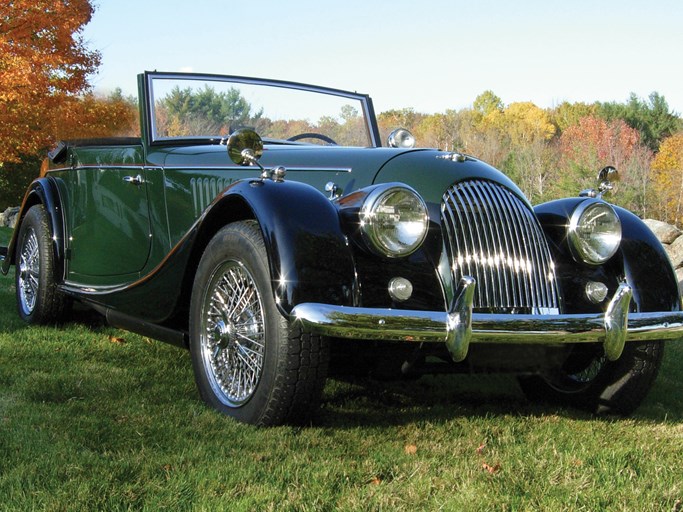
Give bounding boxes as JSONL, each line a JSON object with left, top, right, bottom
{"left": 0, "top": 226, "right": 682, "bottom": 511}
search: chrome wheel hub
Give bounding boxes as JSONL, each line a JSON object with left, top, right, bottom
{"left": 18, "top": 227, "right": 39, "bottom": 314}
{"left": 200, "top": 261, "right": 265, "bottom": 407}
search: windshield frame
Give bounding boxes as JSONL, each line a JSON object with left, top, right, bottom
{"left": 141, "top": 71, "right": 381, "bottom": 148}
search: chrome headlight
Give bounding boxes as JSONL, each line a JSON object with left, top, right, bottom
{"left": 568, "top": 200, "right": 621, "bottom": 265}
{"left": 360, "top": 184, "right": 429, "bottom": 257}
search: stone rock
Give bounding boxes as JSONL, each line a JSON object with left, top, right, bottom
{"left": 643, "top": 218, "right": 681, "bottom": 245}
{"left": 665, "top": 234, "right": 683, "bottom": 268}
{"left": 0, "top": 206, "right": 20, "bottom": 228}
{"left": 676, "top": 267, "right": 683, "bottom": 298}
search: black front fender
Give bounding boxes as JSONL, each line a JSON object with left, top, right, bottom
{"left": 616, "top": 206, "right": 680, "bottom": 312}
{"left": 218, "top": 179, "right": 357, "bottom": 315}
{"left": 1, "top": 177, "right": 65, "bottom": 277}
{"left": 535, "top": 198, "right": 680, "bottom": 313}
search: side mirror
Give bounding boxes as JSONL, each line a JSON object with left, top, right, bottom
{"left": 580, "top": 166, "right": 619, "bottom": 199}
{"left": 226, "top": 128, "right": 264, "bottom": 166}
{"left": 598, "top": 166, "right": 619, "bottom": 196}
{"left": 225, "top": 128, "right": 287, "bottom": 183}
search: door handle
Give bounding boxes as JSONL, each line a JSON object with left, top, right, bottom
{"left": 123, "top": 174, "right": 144, "bottom": 186}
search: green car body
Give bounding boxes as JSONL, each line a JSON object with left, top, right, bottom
{"left": 2, "top": 71, "right": 682, "bottom": 425}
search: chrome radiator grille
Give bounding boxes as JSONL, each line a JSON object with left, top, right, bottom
{"left": 441, "top": 180, "right": 559, "bottom": 313}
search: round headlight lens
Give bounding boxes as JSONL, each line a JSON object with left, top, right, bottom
{"left": 568, "top": 200, "right": 621, "bottom": 265}
{"left": 360, "top": 185, "right": 429, "bottom": 257}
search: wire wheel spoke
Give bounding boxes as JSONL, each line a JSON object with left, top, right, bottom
{"left": 200, "top": 261, "right": 265, "bottom": 407}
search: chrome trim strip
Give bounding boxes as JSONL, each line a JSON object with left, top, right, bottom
{"left": 48, "top": 165, "right": 145, "bottom": 172}
{"left": 49, "top": 164, "right": 352, "bottom": 173}
{"left": 161, "top": 166, "right": 353, "bottom": 173}
{"left": 291, "top": 279, "right": 683, "bottom": 362}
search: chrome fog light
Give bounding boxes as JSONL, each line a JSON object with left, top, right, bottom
{"left": 568, "top": 200, "right": 621, "bottom": 265}
{"left": 360, "top": 184, "right": 429, "bottom": 257}
{"left": 585, "top": 281, "right": 609, "bottom": 303}
{"left": 388, "top": 277, "right": 413, "bottom": 302}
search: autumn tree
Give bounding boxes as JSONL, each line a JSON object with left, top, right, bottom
{"left": 472, "top": 90, "right": 503, "bottom": 117}
{"left": 0, "top": 0, "right": 100, "bottom": 163}
{"left": 414, "top": 110, "right": 464, "bottom": 151}
{"left": 54, "top": 89, "right": 139, "bottom": 140}
{"left": 651, "top": 133, "right": 683, "bottom": 225}
{"left": 556, "top": 115, "right": 652, "bottom": 213}
{"left": 550, "top": 101, "right": 597, "bottom": 134}
{"left": 377, "top": 108, "right": 426, "bottom": 142}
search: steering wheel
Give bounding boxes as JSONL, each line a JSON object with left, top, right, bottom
{"left": 286, "top": 132, "right": 338, "bottom": 145}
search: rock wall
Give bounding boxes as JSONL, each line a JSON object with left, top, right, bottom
{"left": 0, "top": 207, "right": 19, "bottom": 229}
{"left": 642, "top": 219, "right": 683, "bottom": 296}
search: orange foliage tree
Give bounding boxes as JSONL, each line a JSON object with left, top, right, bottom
{"left": 54, "top": 92, "right": 139, "bottom": 141}
{"left": 0, "top": 0, "right": 100, "bottom": 163}
{"left": 557, "top": 115, "right": 652, "bottom": 214}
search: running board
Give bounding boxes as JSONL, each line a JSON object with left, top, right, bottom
{"left": 105, "top": 308, "right": 189, "bottom": 349}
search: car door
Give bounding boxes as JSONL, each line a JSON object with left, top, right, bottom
{"left": 66, "top": 165, "right": 152, "bottom": 282}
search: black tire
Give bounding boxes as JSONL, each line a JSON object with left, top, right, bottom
{"left": 518, "top": 341, "right": 664, "bottom": 415}
{"left": 189, "top": 220, "right": 329, "bottom": 426}
{"left": 15, "top": 204, "right": 68, "bottom": 324}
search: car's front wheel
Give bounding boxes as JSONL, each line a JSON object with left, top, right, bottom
{"left": 189, "top": 220, "right": 329, "bottom": 426}
{"left": 518, "top": 341, "right": 664, "bottom": 415}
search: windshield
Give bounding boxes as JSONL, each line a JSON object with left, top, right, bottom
{"left": 146, "top": 73, "right": 376, "bottom": 147}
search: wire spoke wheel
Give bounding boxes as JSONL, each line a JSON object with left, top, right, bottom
{"left": 18, "top": 226, "right": 40, "bottom": 314}
{"left": 200, "top": 261, "right": 265, "bottom": 407}
{"left": 14, "top": 204, "right": 67, "bottom": 324}
{"left": 190, "top": 220, "right": 329, "bottom": 425}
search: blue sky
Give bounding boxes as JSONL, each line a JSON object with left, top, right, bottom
{"left": 83, "top": 0, "right": 683, "bottom": 115}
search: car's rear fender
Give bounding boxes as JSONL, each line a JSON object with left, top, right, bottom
{"left": 194, "top": 178, "right": 357, "bottom": 316}
{"left": 534, "top": 198, "right": 681, "bottom": 313}
{"left": 0, "top": 177, "right": 65, "bottom": 279}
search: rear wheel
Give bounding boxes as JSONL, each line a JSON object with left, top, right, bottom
{"left": 189, "top": 220, "right": 329, "bottom": 425}
{"left": 15, "top": 204, "right": 68, "bottom": 324}
{"left": 518, "top": 341, "right": 664, "bottom": 415}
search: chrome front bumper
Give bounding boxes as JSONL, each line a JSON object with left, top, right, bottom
{"left": 291, "top": 278, "right": 683, "bottom": 362}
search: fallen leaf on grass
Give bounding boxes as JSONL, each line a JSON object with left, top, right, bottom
{"left": 404, "top": 444, "right": 418, "bottom": 455}
{"left": 109, "top": 335, "right": 126, "bottom": 344}
{"left": 369, "top": 476, "right": 382, "bottom": 485}
{"left": 476, "top": 442, "right": 486, "bottom": 454}
{"left": 482, "top": 462, "right": 501, "bottom": 475}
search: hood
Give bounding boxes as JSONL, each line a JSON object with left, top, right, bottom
{"left": 151, "top": 143, "right": 528, "bottom": 206}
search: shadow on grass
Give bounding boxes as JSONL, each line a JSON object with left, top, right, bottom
{"left": 316, "top": 348, "right": 683, "bottom": 428}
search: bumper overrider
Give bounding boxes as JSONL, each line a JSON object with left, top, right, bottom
{"left": 291, "top": 277, "right": 683, "bottom": 362}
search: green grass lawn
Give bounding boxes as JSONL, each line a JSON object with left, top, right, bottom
{"left": 1, "top": 224, "right": 682, "bottom": 510}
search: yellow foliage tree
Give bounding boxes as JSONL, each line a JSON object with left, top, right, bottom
{"left": 651, "top": 133, "right": 683, "bottom": 226}
{"left": 499, "top": 102, "right": 556, "bottom": 145}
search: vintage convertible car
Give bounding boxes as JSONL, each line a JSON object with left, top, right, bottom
{"left": 2, "top": 72, "right": 682, "bottom": 425}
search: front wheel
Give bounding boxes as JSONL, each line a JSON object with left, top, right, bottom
{"left": 189, "top": 220, "right": 329, "bottom": 426}
{"left": 518, "top": 341, "right": 664, "bottom": 415}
